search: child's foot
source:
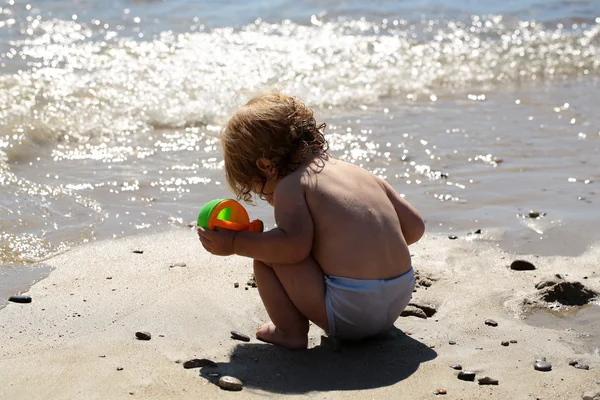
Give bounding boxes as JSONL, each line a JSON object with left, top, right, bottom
{"left": 256, "top": 321, "right": 308, "bottom": 350}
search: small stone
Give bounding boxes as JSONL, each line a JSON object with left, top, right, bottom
{"left": 448, "top": 235, "right": 458, "bottom": 240}
{"left": 534, "top": 360, "right": 552, "bottom": 371}
{"left": 183, "top": 358, "right": 217, "bottom": 369}
{"left": 449, "top": 340, "right": 457, "bottom": 345}
{"left": 230, "top": 331, "right": 250, "bottom": 342}
{"left": 218, "top": 376, "right": 243, "bottom": 391}
{"left": 234, "top": 282, "right": 239, "bottom": 288}
{"left": 117, "top": 367, "right": 123, "bottom": 371}
{"left": 400, "top": 305, "right": 428, "bottom": 319}
{"left": 458, "top": 371, "right": 476, "bottom": 381}
{"left": 420, "top": 279, "right": 433, "bottom": 288}
{"left": 435, "top": 388, "right": 447, "bottom": 395}
{"left": 535, "top": 279, "right": 559, "bottom": 290}
{"left": 510, "top": 260, "right": 536, "bottom": 271}
{"left": 8, "top": 295, "right": 32, "bottom": 304}
{"left": 478, "top": 376, "right": 499, "bottom": 385}
{"left": 132, "top": 250, "right": 144, "bottom": 254}
{"left": 501, "top": 341, "right": 509, "bottom": 346}
{"left": 106, "top": 276, "right": 112, "bottom": 280}
{"left": 528, "top": 211, "right": 540, "bottom": 218}
{"left": 135, "top": 331, "right": 151, "bottom": 340}
{"left": 485, "top": 319, "right": 498, "bottom": 327}
{"left": 474, "top": 229, "right": 482, "bottom": 234}
{"left": 428, "top": 344, "right": 436, "bottom": 349}
{"left": 450, "top": 364, "right": 462, "bottom": 370}
{"left": 169, "top": 262, "right": 186, "bottom": 268}
{"left": 569, "top": 360, "right": 579, "bottom": 366}
{"left": 510, "top": 340, "right": 518, "bottom": 344}
{"left": 574, "top": 363, "right": 590, "bottom": 370}
{"left": 582, "top": 391, "right": 600, "bottom": 400}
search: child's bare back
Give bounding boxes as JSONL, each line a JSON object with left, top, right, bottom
{"left": 295, "top": 155, "right": 418, "bottom": 280}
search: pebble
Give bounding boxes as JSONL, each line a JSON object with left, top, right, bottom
{"left": 435, "top": 388, "right": 447, "bottom": 395}
{"left": 234, "top": 282, "right": 239, "bottom": 288}
{"left": 510, "top": 260, "right": 536, "bottom": 271}
{"left": 400, "top": 305, "right": 428, "bottom": 319}
{"left": 574, "top": 363, "right": 590, "bottom": 370}
{"left": 448, "top": 235, "right": 458, "bottom": 240}
{"left": 230, "top": 330, "right": 250, "bottom": 342}
{"left": 8, "top": 295, "right": 32, "bottom": 304}
{"left": 449, "top": 340, "right": 457, "bottom": 345}
{"left": 183, "top": 358, "right": 217, "bottom": 369}
{"left": 132, "top": 250, "right": 144, "bottom": 254}
{"left": 246, "top": 274, "right": 257, "bottom": 288}
{"left": 510, "top": 340, "right": 518, "bottom": 344}
{"left": 485, "top": 319, "right": 498, "bottom": 327}
{"left": 582, "top": 391, "right": 600, "bottom": 400}
{"left": 117, "top": 367, "right": 123, "bottom": 371}
{"left": 457, "top": 371, "right": 476, "bottom": 381}
{"left": 218, "top": 376, "right": 243, "bottom": 391}
{"left": 450, "top": 364, "right": 462, "bottom": 370}
{"left": 501, "top": 341, "right": 509, "bottom": 346}
{"left": 569, "top": 360, "right": 579, "bottom": 366}
{"left": 528, "top": 211, "right": 541, "bottom": 218}
{"left": 135, "top": 331, "right": 151, "bottom": 341}
{"left": 169, "top": 262, "right": 186, "bottom": 268}
{"left": 419, "top": 279, "right": 433, "bottom": 288}
{"left": 478, "top": 376, "right": 499, "bottom": 385}
{"left": 534, "top": 360, "right": 552, "bottom": 372}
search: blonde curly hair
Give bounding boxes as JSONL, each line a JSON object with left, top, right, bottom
{"left": 221, "top": 91, "right": 328, "bottom": 203}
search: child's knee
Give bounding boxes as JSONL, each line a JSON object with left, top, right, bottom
{"left": 253, "top": 259, "right": 274, "bottom": 271}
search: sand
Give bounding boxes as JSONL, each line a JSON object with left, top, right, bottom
{"left": 1, "top": 227, "right": 599, "bottom": 399}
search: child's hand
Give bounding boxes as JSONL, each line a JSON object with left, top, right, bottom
{"left": 197, "top": 227, "right": 236, "bottom": 256}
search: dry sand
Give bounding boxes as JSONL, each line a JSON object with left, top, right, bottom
{"left": 1, "top": 227, "right": 599, "bottom": 399}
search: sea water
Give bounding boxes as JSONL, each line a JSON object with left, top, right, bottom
{"left": 1, "top": 0, "right": 599, "bottom": 297}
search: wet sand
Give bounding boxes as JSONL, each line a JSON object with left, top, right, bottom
{"left": 0, "top": 228, "right": 598, "bottom": 399}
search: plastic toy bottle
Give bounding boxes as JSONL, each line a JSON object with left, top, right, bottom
{"left": 198, "top": 199, "right": 264, "bottom": 232}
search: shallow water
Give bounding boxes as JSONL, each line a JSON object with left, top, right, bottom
{"left": 527, "top": 305, "right": 600, "bottom": 355}
{"left": 1, "top": 0, "right": 599, "bottom": 299}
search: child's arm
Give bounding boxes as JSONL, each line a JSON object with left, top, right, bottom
{"left": 233, "top": 177, "right": 313, "bottom": 264}
{"left": 380, "top": 178, "right": 425, "bottom": 245}
{"left": 198, "top": 177, "right": 313, "bottom": 264}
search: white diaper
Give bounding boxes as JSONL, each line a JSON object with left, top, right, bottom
{"left": 324, "top": 267, "right": 415, "bottom": 340}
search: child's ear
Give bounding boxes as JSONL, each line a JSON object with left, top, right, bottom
{"left": 256, "top": 158, "right": 273, "bottom": 175}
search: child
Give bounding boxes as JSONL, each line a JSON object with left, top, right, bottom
{"left": 197, "top": 91, "right": 425, "bottom": 349}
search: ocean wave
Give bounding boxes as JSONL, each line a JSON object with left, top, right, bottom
{"left": 0, "top": 16, "right": 598, "bottom": 156}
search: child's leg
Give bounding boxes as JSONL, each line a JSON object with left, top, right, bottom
{"left": 253, "top": 256, "right": 328, "bottom": 349}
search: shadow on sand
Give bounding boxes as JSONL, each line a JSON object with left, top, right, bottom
{"left": 199, "top": 327, "right": 437, "bottom": 394}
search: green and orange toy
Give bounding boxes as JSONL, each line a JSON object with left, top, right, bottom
{"left": 198, "top": 199, "right": 264, "bottom": 232}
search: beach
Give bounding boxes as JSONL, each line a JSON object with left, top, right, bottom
{"left": 1, "top": 0, "right": 600, "bottom": 398}
{"left": 1, "top": 228, "right": 598, "bottom": 399}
